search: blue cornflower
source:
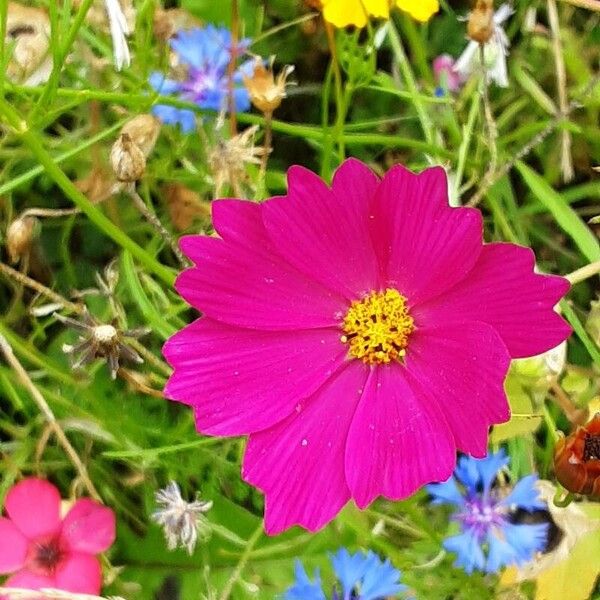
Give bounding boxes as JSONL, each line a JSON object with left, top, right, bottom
{"left": 427, "top": 449, "right": 549, "bottom": 575}
{"left": 284, "top": 549, "right": 406, "bottom": 600}
{"left": 149, "top": 25, "right": 253, "bottom": 132}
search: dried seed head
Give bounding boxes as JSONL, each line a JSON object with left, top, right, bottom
{"left": 243, "top": 59, "right": 294, "bottom": 114}
{"left": 152, "top": 482, "right": 213, "bottom": 555}
{"left": 6, "top": 215, "right": 39, "bottom": 263}
{"left": 120, "top": 114, "right": 161, "bottom": 157}
{"left": 163, "top": 183, "right": 210, "bottom": 231}
{"left": 467, "top": 0, "right": 495, "bottom": 44}
{"left": 6, "top": 1, "right": 52, "bottom": 85}
{"left": 92, "top": 324, "right": 118, "bottom": 344}
{"left": 110, "top": 133, "right": 146, "bottom": 182}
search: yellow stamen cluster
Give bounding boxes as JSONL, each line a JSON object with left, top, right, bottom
{"left": 342, "top": 289, "right": 414, "bottom": 365}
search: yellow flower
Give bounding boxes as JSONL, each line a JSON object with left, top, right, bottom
{"left": 394, "top": 0, "right": 439, "bottom": 22}
{"left": 320, "top": 0, "right": 439, "bottom": 28}
{"left": 321, "top": 0, "right": 389, "bottom": 28}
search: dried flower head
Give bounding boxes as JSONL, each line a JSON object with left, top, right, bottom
{"left": 243, "top": 58, "right": 294, "bottom": 114}
{"left": 55, "top": 311, "right": 148, "bottom": 379}
{"left": 6, "top": 2, "right": 52, "bottom": 86}
{"left": 208, "top": 126, "right": 264, "bottom": 196}
{"left": 152, "top": 481, "right": 213, "bottom": 555}
{"left": 120, "top": 114, "right": 161, "bottom": 157}
{"left": 468, "top": 0, "right": 495, "bottom": 44}
{"left": 554, "top": 413, "right": 600, "bottom": 498}
{"left": 6, "top": 215, "right": 39, "bottom": 264}
{"left": 163, "top": 183, "right": 210, "bottom": 231}
{"left": 110, "top": 133, "right": 146, "bottom": 183}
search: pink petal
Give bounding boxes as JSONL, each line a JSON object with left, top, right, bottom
{"left": 5, "top": 478, "right": 61, "bottom": 539}
{"left": 414, "top": 243, "right": 572, "bottom": 358}
{"left": 262, "top": 161, "right": 380, "bottom": 300}
{"left": 345, "top": 365, "right": 456, "bottom": 508}
{"left": 406, "top": 322, "right": 511, "bottom": 457}
{"left": 4, "top": 568, "right": 55, "bottom": 589}
{"left": 176, "top": 228, "right": 346, "bottom": 331}
{"left": 54, "top": 552, "right": 102, "bottom": 594}
{"left": 60, "top": 499, "right": 115, "bottom": 554}
{"left": 0, "top": 518, "right": 28, "bottom": 573}
{"left": 370, "top": 165, "right": 483, "bottom": 305}
{"left": 210, "top": 199, "right": 274, "bottom": 248}
{"left": 164, "top": 319, "right": 347, "bottom": 435}
{"left": 243, "top": 362, "right": 369, "bottom": 534}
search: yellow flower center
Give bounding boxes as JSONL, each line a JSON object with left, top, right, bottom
{"left": 341, "top": 288, "right": 415, "bottom": 365}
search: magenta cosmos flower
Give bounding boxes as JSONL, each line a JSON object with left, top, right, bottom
{"left": 164, "top": 159, "right": 571, "bottom": 535}
{"left": 0, "top": 478, "right": 115, "bottom": 593}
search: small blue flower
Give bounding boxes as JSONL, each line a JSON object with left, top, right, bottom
{"left": 427, "top": 450, "right": 549, "bottom": 575}
{"left": 284, "top": 549, "right": 406, "bottom": 600}
{"left": 149, "top": 25, "right": 252, "bottom": 131}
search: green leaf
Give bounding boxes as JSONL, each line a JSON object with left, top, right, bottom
{"left": 516, "top": 161, "right": 600, "bottom": 263}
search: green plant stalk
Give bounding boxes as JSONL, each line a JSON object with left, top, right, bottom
{"left": 560, "top": 300, "right": 600, "bottom": 368}
{"left": 387, "top": 21, "right": 435, "bottom": 148}
{"left": 0, "top": 99, "right": 175, "bottom": 286}
{"left": 454, "top": 86, "right": 481, "bottom": 201}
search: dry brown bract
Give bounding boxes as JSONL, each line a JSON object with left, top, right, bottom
{"left": 6, "top": 2, "right": 52, "bottom": 85}
{"left": 467, "top": 0, "right": 495, "bottom": 44}
{"left": 243, "top": 58, "right": 295, "bottom": 114}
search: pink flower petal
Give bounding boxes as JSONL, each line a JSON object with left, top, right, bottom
{"left": 0, "top": 518, "right": 28, "bottom": 573}
{"left": 54, "top": 552, "right": 102, "bottom": 594}
{"left": 164, "top": 319, "right": 348, "bottom": 435}
{"left": 176, "top": 212, "right": 346, "bottom": 330}
{"left": 406, "top": 322, "right": 511, "bottom": 457}
{"left": 60, "top": 499, "right": 115, "bottom": 554}
{"left": 243, "top": 362, "right": 369, "bottom": 534}
{"left": 345, "top": 365, "right": 456, "bottom": 508}
{"left": 262, "top": 161, "right": 381, "bottom": 300}
{"left": 414, "top": 243, "right": 572, "bottom": 358}
{"left": 5, "top": 478, "right": 61, "bottom": 539}
{"left": 4, "top": 568, "right": 55, "bottom": 589}
{"left": 370, "top": 165, "right": 483, "bottom": 305}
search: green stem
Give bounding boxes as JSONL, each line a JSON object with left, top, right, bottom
{"left": 560, "top": 300, "right": 600, "bottom": 367}
{"left": 0, "top": 99, "right": 175, "bottom": 286}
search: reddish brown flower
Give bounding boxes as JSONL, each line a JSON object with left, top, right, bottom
{"left": 554, "top": 413, "right": 600, "bottom": 498}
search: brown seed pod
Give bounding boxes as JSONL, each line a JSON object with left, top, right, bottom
{"left": 6, "top": 215, "right": 39, "bottom": 263}
{"left": 467, "top": 0, "right": 495, "bottom": 44}
{"left": 110, "top": 133, "right": 146, "bottom": 182}
{"left": 554, "top": 413, "right": 600, "bottom": 498}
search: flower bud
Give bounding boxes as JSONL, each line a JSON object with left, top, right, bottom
{"left": 110, "top": 133, "right": 146, "bottom": 182}
{"left": 6, "top": 215, "right": 39, "bottom": 263}
{"left": 243, "top": 59, "right": 294, "bottom": 114}
{"left": 554, "top": 413, "right": 600, "bottom": 498}
{"left": 120, "top": 114, "right": 161, "bottom": 157}
{"left": 467, "top": 0, "right": 494, "bottom": 44}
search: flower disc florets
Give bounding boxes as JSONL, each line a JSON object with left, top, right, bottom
{"left": 342, "top": 289, "right": 414, "bottom": 364}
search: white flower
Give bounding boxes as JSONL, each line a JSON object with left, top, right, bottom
{"left": 454, "top": 4, "right": 514, "bottom": 88}
{"left": 104, "top": 0, "right": 131, "bottom": 70}
{"left": 151, "top": 482, "right": 213, "bottom": 555}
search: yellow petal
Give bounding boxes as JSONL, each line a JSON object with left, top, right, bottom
{"left": 321, "top": 0, "right": 389, "bottom": 28}
{"left": 394, "top": 0, "right": 439, "bottom": 22}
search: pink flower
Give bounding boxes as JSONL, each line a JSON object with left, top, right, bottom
{"left": 164, "top": 159, "right": 571, "bottom": 535}
{"left": 0, "top": 478, "right": 115, "bottom": 594}
{"left": 433, "top": 54, "right": 464, "bottom": 93}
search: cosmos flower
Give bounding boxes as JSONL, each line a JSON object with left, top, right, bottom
{"left": 149, "top": 26, "right": 252, "bottom": 133}
{"left": 284, "top": 548, "right": 406, "bottom": 600}
{"left": 427, "top": 450, "right": 549, "bottom": 574}
{"left": 319, "top": 0, "right": 439, "bottom": 29}
{"left": 454, "top": 4, "right": 514, "bottom": 88}
{"left": 164, "top": 158, "right": 571, "bottom": 534}
{"left": 0, "top": 478, "right": 115, "bottom": 593}
{"left": 151, "top": 481, "right": 213, "bottom": 555}
{"left": 553, "top": 413, "right": 600, "bottom": 498}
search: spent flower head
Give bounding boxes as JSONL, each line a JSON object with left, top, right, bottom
{"left": 55, "top": 311, "right": 147, "bottom": 379}
{"left": 454, "top": 3, "right": 514, "bottom": 88}
{"left": 427, "top": 450, "right": 549, "bottom": 574}
{"left": 243, "top": 58, "right": 294, "bottom": 114}
{"left": 152, "top": 481, "right": 213, "bottom": 555}
{"left": 285, "top": 548, "right": 406, "bottom": 599}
